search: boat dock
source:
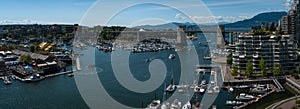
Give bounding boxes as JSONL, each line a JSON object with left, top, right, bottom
{"left": 13, "top": 70, "right": 76, "bottom": 82}
{"left": 273, "top": 78, "right": 285, "bottom": 92}
{"left": 235, "top": 90, "right": 276, "bottom": 109}
{"left": 45, "top": 70, "right": 75, "bottom": 78}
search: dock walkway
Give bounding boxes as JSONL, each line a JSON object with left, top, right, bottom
{"left": 273, "top": 78, "right": 285, "bottom": 92}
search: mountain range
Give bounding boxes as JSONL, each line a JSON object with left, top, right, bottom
{"left": 135, "top": 12, "right": 287, "bottom": 31}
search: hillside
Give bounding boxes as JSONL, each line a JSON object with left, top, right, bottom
{"left": 225, "top": 12, "right": 287, "bottom": 28}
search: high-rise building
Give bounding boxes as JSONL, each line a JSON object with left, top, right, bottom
{"left": 280, "top": 0, "right": 300, "bottom": 44}
{"left": 280, "top": 15, "right": 290, "bottom": 34}
{"left": 233, "top": 34, "right": 297, "bottom": 73}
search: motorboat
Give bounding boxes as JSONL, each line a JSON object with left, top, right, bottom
{"left": 226, "top": 100, "right": 243, "bottom": 106}
{"left": 169, "top": 54, "right": 175, "bottom": 59}
{"left": 24, "top": 73, "right": 45, "bottom": 82}
{"left": 236, "top": 93, "right": 255, "bottom": 101}
{"left": 146, "top": 100, "right": 161, "bottom": 109}
{"left": 233, "top": 85, "right": 249, "bottom": 89}
{"left": 171, "top": 99, "right": 181, "bottom": 109}
{"left": 160, "top": 102, "right": 170, "bottom": 109}
{"left": 203, "top": 55, "right": 211, "bottom": 60}
{"left": 68, "top": 73, "right": 74, "bottom": 77}
{"left": 213, "top": 86, "right": 220, "bottom": 93}
{"left": 146, "top": 59, "right": 150, "bottom": 62}
{"left": 182, "top": 101, "right": 191, "bottom": 109}
{"left": 3, "top": 76, "right": 11, "bottom": 85}
{"left": 249, "top": 84, "right": 270, "bottom": 93}
{"left": 194, "top": 85, "right": 206, "bottom": 93}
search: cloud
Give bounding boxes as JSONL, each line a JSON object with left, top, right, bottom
{"left": 174, "top": 13, "right": 249, "bottom": 24}
{"left": 284, "top": 0, "right": 292, "bottom": 9}
{"left": 0, "top": 19, "right": 75, "bottom": 25}
{"left": 205, "top": 0, "right": 259, "bottom": 7}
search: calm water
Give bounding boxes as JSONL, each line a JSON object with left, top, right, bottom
{"left": 0, "top": 33, "right": 292, "bottom": 109}
{"left": 0, "top": 66, "right": 89, "bottom": 109}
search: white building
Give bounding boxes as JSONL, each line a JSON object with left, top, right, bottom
{"left": 233, "top": 34, "right": 298, "bottom": 73}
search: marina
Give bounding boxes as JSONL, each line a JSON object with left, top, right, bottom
{"left": 0, "top": 32, "right": 298, "bottom": 109}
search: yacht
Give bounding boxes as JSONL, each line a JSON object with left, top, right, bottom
{"left": 236, "top": 93, "right": 255, "bottom": 101}
{"left": 24, "top": 73, "right": 45, "bottom": 82}
{"left": 169, "top": 54, "right": 175, "bottom": 59}
{"left": 3, "top": 76, "right": 11, "bottom": 85}
{"left": 249, "top": 84, "right": 270, "bottom": 93}
{"left": 226, "top": 100, "right": 243, "bottom": 106}
{"left": 146, "top": 100, "right": 161, "bottom": 109}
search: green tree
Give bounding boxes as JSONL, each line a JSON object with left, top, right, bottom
{"left": 273, "top": 63, "right": 282, "bottom": 76}
{"left": 296, "top": 65, "right": 300, "bottom": 73}
{"left": 227, "top": 53, "right": 233, "bottom": 65}
{"left": 20, "top": 55, "right": 32, "bottom": 64}
{"left": 30, "top": 45, "right": 35, "bottom": 52}
{"left": 232, "top": 64, "right": 239, "bottom": 76}
{"left": 259, "top": 58, "right": 266, "bottom": 76}
{"left": 246, "top": 61, "right": 253, "bottom": 77}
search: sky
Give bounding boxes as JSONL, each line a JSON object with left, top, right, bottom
{"left": 0, "top": 0, "right": 292, "bottom": 26}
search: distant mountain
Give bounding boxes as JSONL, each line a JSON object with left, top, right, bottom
{"left": 134, "top": 12, "right": 287, "bottom": 31}
{"left": 225, "top": 12, "right": 287, "bottom": 29}
{"left": 134, "top": 22, "right": 198, "bottom": 30}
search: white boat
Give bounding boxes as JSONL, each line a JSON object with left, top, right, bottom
{"left": 68, "top": 73, "right": 74, "bottom": 77}
{"left": 3, "top": 76, "right": 11, "bottom": 85}
{"left": 213, "top": 86, "right": 220, "bottom": 93}
{"left": 182, "top": 101, "right": 191, "bottom": 109}
{"left": 229, "top": 87, "right": 234, "bottom": 92}
{"left": 160, "top": 102, "right": 170, "bottom": 109}
{"left": 169, "top": 54, "right": 175, "bottom": 59}
{"left": 236, "top": 93, "right": 255, "bottom": 101}
{"left": 194, "top": 85, "right": 206, "bottom": 93}
{"left": 165, "top": 71, "right": 176, "bottom": 92}
{"left": 146, "top": 100, "right": 161, "bottom": 109}
{"left": 249, "top": 84, "right": 270, "bottom": 93}
{"left": 165, "top": 84, "right": 176, "bottom": 92}
{"left": 171, "top": 99, "right": 181, "bottom": 109}
{"left": 207, "top": 40, "right": 211, "bottom": 43}
{"left": 24, "top": 74, "right": 45, "bottom": 82}
{"left": 194, "top": 85, "right": 201, "bottom": 93}
{"left": 226, "top": 100, "right": 243, "bottom": 106}
{"left": 234, "top": 85, "right": 249, "bottom": 89}
{"left": 203, "top": 55, "right": 211, "bottom": 60}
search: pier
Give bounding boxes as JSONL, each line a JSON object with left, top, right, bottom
{"left": 45, "top": 70, "right": 75, "bottom": 78}
{"left": 236, "top": 90, "right": 276, "bottom": 109}
{"left": 273, "top": 78, "right": 285, "bottom": 92}
{"left": 13, "top": 70, "right": 75, "bottom": 82}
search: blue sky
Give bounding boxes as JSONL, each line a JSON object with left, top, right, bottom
{"left": 0, "top": 0, "right": 291, "bottom": 26}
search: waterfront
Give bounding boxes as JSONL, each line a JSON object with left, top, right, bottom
{"left": 0, "top": 33, "right": 297, "bottom": 109}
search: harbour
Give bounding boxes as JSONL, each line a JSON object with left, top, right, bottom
{"left": 0, "top": 33, "right": 298, "bottom": 109}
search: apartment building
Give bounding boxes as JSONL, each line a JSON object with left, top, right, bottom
{"left": 233, "top": 34, "right": 297, "bottom": 73}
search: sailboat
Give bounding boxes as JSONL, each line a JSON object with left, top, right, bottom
{"left": 146, "top": 93, "right": 161, "bottom": 109}
{"left": 165, "top": 68, "right": 176, "bottom": 92}
{"left": 165, "top": 77, "right": 176, "bottom": 92}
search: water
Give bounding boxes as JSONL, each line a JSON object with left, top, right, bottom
{"left": 0, "top": 66, "right": 89, "bottom": 109}
{"left": 0, "top": 33, "right": 218, "bottom": 109}
{"left": 0, "top": 33, "right": 291, "bottom": 109}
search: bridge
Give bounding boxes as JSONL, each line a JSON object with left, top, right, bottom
{"left": 99, "top": 25, "right": 248, "bottom": 49}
